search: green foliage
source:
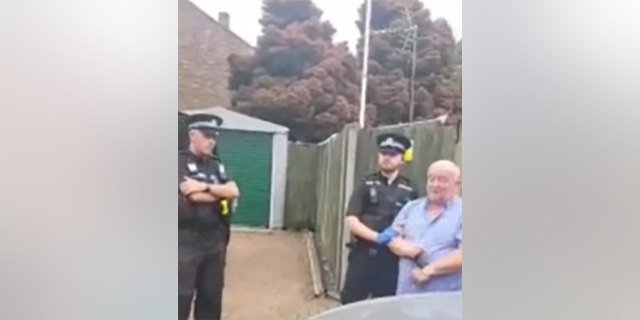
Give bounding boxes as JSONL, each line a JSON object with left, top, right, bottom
{"left": 228, "top": 0, "right": 361, "bottom": 143}
{"left": 356, "top": 0, "right": 458, "bottom": 125}
{"left": 455, "top": 40, "right": 462, "bottom": 65}
{"left": 452, "top": 65, "right": 461, "bottom": 128}
{"left": 452, "top": 40, "right": 461, "bottom": 126}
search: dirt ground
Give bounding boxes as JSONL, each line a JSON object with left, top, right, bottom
{"left": 222, "top": 231, "right": 338, "bottom": 320}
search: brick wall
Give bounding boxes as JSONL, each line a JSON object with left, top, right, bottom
{"left": 179, "top": 0, "right": 254, "bottom": 111}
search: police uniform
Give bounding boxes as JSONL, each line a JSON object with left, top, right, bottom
{"left": 178, "top": 114, "right": 233, "bottom": 320}
{"left": 340, "top": 133, "right": 419, "bottom": 305}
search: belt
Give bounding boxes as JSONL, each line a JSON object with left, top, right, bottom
{"left": 346, "top": 240, "right": 390, "bottom": 257}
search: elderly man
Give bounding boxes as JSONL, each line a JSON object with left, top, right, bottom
{"left": 387, "top": 160, "right": 462, "bottom": 295}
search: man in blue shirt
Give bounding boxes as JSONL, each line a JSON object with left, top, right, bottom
{"left": 385, "top": 160, "right": 462, "bottom": 295}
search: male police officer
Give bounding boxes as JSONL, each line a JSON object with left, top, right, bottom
{"left": 340, "top": 133, "right": 419, "bottom": 305}
{"left": 178, "top": 114, "right": 240, "bottom": 320}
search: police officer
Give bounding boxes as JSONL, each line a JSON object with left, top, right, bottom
{"left": 340, "top": 133, "right": 419, "bottom": 304}
{"left": 178, "top": 114, "right": 240, "bottom": 320}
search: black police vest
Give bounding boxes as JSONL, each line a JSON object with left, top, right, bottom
{"left": 179, "top": 153, "right": 226, "bottom": 233}
{"left": 359, "top": 175, "right": 416, "bottom": 232}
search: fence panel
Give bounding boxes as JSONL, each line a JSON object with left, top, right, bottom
{"left": 313, "top": 132, "right": 348, "bottom": 294}
{"left": 284, "top": 143, "right": 319, "bottom": 230}
{"left": 455, "top": 135, "right": 462, "bottom": 195}
{"left": 354, "top": 121, "right": 458, "bottom": 195}
{"left": 454, "top": 140, "right": 461, "bottom": 168}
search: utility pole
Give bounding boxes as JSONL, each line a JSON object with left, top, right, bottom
{"left": 358, "top": 0, "right": 373, "bottom": 128}
{"left": 358, "top": 3, "right": 419, "bottom": 126}
{"left": 408, "top": 26, "right": 418, "bottom": 122}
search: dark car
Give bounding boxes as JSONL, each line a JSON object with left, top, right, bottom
{"left": 309, "top": 293, "right": 461, "bottom": 320}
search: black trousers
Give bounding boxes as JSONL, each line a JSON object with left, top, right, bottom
{"left": 178, "top": 243, "right": 226, "bottom": 320}
{"left": 340, "top": 244, "right": 399, "bottom": 305}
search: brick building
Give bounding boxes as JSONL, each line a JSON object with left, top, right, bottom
{"left": 179, "top": 0, "right": 254, "bottom": 111}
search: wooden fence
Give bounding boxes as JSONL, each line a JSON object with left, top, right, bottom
{"left": 455, "top": 132, "right": 462, "bottom": 195}
{"left": 285, "top": 121, "right": 460, "bottom": 296}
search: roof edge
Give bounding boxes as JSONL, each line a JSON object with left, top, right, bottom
{"left": 185, "top": 107, "right": 290, "bottom": 134}
{"left": 186, "top": 0, "right": 255, "bottom": 50}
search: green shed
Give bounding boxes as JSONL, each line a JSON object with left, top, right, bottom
{"left": 184, "top": 107, "right": 289, "bottom": 229}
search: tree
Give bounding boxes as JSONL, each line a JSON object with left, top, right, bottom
{"left": 228, "top": 0, "right": 361, "bottom": 143}
{"left": 450, "top": 39, "right": 462, "bottom": 140}
{"left": 356, "top": 0, "right": 458, "bottom": 125}
{"left": 452, "top": 39, "right": 461, "bottom": 117}
{"left": 455, "top": 39, "right": 462, "bottom": 65}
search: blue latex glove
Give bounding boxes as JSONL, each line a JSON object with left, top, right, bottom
{"left": 376, "top": 228, "right": 397, "bottom": 245}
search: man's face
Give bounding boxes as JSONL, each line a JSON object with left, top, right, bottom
{"left": 426, "top": 168, "right": 459, "bottom": 203}
{"left": 189, "top": 129, "right": 216, "bottom": 155}
{"left": 378, "top": 148, "right": 404, "bottom": 173}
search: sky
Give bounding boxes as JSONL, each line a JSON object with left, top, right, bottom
{"left": 191, "top": 0, "right": 462, "bottom": 51}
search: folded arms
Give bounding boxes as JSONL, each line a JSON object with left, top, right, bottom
{"left": 179, "top": 177, "right": 240, "bottom": 204}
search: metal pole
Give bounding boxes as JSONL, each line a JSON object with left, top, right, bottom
{"left": 358, "top": 0, "right": 372, "bottom": 128}
{"left": 408, "top": 27, "right": 418, "bottom": 122}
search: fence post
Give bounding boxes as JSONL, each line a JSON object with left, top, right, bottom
{"left": 455, "top": 132, "right": 462, "bottom": 195}
{"left": 338, "top": 123, "right": 361, "bottom": 292}
{"left": 455, "top": 135, "right": 462, "bottom": 168}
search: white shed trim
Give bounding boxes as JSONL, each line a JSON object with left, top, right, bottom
{"left": 269, "top": 131, "right": 288, "bottom": 229}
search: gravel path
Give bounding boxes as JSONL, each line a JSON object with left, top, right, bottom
{"left": 222, "top": 231, "right": 338, "bottom": 320}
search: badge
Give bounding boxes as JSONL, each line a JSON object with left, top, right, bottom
{"left": 187, "top": 163, "right": 197, "bottom": 172}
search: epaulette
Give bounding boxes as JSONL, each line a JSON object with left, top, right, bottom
{"left": 364, "top": 172, "right": 379, "bottom": 179}
{"left": 362, "top": 173, "right": 379, "bottom": 181}
{"left": 397, "top": 175, "right": 415, "bottom": 192}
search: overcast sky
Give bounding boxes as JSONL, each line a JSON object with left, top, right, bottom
{"left": 191, "top": 0, "right": 462, "bottom": 50}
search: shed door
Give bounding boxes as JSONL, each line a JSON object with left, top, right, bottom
{"left": 216, "top": 130, "right": 273, "bottom": 228}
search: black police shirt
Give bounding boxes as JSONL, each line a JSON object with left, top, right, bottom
{"left": 346, "top": 173, "right": 419, "bottom": 240}
{"left": 178, "top": 151, "right": 230, "bottom": 235}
